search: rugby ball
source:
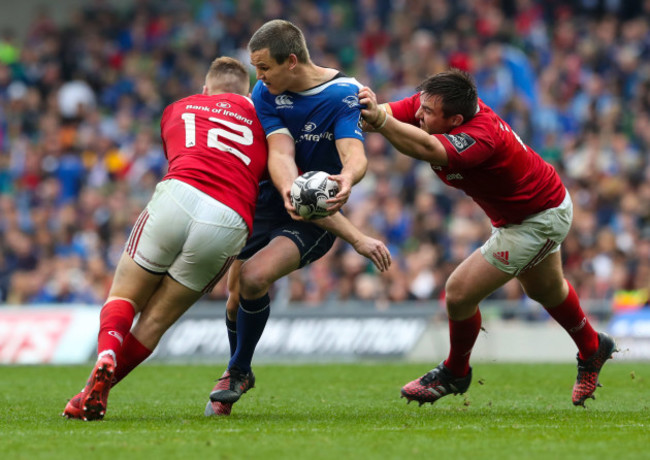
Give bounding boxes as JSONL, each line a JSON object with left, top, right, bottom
{"left": 290, "top": 171, "right": 340, "bottom": 220}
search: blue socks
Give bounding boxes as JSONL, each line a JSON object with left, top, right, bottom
{"left": 229, "top": 293, "right": 270, "bottom": 373}
{"left": 225, "top": 312, "right": 238, "bottom": 358}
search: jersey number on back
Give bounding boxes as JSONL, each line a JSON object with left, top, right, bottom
{"left": 181, "top": 112, "right": 253, "bottom": 165}
{"left": 499, "top": 121, "right": 527, "bottom": 151}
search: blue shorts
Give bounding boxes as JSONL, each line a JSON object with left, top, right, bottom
{"left": 238, "top": 215, "right": 336, "bottom": 268}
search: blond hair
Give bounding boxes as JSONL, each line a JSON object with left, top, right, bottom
{"left": 205, "top": 56, "right": 250, "bottom": 96}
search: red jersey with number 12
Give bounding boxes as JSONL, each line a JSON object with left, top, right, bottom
{"left": 160, "top": 93, "right": 268, "bottom": 232}
{"left": 389, "top": 94, "right": 565, "bottom": 227}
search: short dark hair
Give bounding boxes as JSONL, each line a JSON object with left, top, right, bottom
{"left": 248, "top": 19, "right": 310, "bottom": 64}
{"left": 205, "top": 56, "right": 249, "bottom": 95}
{"left": 417, "top": 69, "right": 478, "bottom": 122}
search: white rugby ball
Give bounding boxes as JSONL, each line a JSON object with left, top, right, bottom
{"left": 290, "top": 171, "right": 340, "bottom": 220}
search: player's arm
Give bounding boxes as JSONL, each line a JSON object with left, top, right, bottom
{"left": 358, "top": 87, "right": 448, "bottom": 166}
{"left": 327, "top": 137, "right": 367, "bottom": 212}
{"left": 267, "top": 132, "right": 300, "bottom": 216}
{"left": 314, "top": 211, "right": 391, "bottom": 272}
{"left": 360, "top": 103, "right": 392, "bottom": 132}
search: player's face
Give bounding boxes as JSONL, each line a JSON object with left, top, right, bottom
{"left": 415, "top": 93, "right": 458, "bottom": 134}
{"left": 250, "top": 48, "right": 292, "bottom": 94}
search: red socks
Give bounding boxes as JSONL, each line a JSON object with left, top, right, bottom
{"left": 544, "top": 281, "right": 599, "bottom": 360}
{"left": 96, "top": 298, "right": 153, "bottom": 386}
{"left": 97, "top": 299, "right": 136, "bottom": 358}
{"left": 442, "top": 281, "right": 598, "bottom": 376}
{"left": 112, "top": 333, "right": 152, "bottom": 386}
{"left": 444, "top": 309, "right": 482, "bottom": 377}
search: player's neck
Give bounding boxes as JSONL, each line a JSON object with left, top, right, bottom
{"left": 288, "top": 63, "right": 339, "bottom": 92}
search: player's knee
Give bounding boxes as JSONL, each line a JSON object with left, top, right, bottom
{"left": 444, "top": 279, "right": 470, "bottom": 313}
{"left": 239, "top": 264, "right": 272, "bottom": 299}
{"left": 226, "top": 295, "right": 239, "bottom": 318}
{"left": 444, "top": 293, "right": 465, "bottom": 314}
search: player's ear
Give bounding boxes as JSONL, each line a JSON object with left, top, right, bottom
{"left": 288, "top": 54, "right": 299, "bottom": 71}
{"left": 451, "top": 114, "right": 464, "bottom": 127}
{"left": 202, "top": 85, "right": 208, "bottom": 95}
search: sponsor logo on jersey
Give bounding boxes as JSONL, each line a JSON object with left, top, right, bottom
{"left": 298, "top": 131, "right": 334, "bottom": 142}
{"left": 443, "top": 132, "right": 476, "bottom": 153}
{"left": 303, "top": 122, "right": 317, "bottom": 132}
{"left": 215, "top": 102, "right": 231, "bottom": 108}
{"left": 431, "top": 165, "right": 442, "bottom": 171}
{"left": 218, "top": 110, "right": 254, "bottom": 125}
{"left": 492, "top": 251, "right": 509, "bottom": 265}
{"left": 446, "top": 173, "right": 464, "bottom": 181}
{"left": 342, "top": 95, "right": 360, "bottom": 108}
{"left": 275, "top": 95, "right": 294, "bottom": 108}
{"left": 185, "top": 104, "right": 210, "bottom": 111}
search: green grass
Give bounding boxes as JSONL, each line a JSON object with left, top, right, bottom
{"left": 0, "top": 362, "right": 647, "bottom": 460}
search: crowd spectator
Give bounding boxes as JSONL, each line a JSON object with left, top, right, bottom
{"left": 0, "top": 0, "right": 649, "bottom": 315}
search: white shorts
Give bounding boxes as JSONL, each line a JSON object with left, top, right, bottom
{"left": 125, "top": 179, "right": 248, "bottom": 293}
{"left": 481, "top": 190, "right": 573, "bottom": 276}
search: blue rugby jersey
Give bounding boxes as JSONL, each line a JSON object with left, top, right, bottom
{"left": 251, "top": 73, "right": 365, "bottom": 219}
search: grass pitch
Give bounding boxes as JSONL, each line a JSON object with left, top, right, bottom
{"left": 0, "top": 362, "right": 647, "bottom": 460}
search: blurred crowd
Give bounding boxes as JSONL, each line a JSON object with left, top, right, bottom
{"left": 0, "top": 0, "right": 649, "bottom": 311}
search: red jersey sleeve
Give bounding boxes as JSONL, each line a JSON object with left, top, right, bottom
{"left": 388, "top": 93, "right": 420, "bottom": 125}
{"left": 434, "top": 124, "right": 496, "bottom": 169}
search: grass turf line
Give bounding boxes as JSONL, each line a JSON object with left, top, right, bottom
{"left": 0, "top": 362, "right": 647, "bottom": 460}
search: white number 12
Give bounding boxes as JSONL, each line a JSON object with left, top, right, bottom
{"left": 181, "top": 112, "right": 253, "bottom": 165}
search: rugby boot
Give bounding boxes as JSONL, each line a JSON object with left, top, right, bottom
{"left": 62, "top": 391, "right": 84, "bottom": 419}
{"left": 209, "top": 366, "right": 255, "bottom": 404}
{"left": 80, "top": 353, "right": 116, "bottom": 420}
{"left": 401, "top": 361, "right": 471, "bottom": 405}
{"left": 204, "top": 400, "right": 233, "bottom": 416}
{"left": 204, "top": 369, "right": 233, "bottom": 417}
{"left": 572, "top": 332, "right": 618, "bottom": 407}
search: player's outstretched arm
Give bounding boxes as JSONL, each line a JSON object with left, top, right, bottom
{"left": 360, "top": 103, "right": 392, "bottom": 133}
{"left": 315, "top": 212, "right": 391, "bottom": 272}
{"left": 358, "top": 87, "right": 448, "bottom": 165}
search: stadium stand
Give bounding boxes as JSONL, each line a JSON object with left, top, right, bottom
{"left": 0, "top": 0, "right": 648, "bottom": 317}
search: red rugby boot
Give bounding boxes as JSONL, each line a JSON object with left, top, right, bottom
{"left": 209, "top": 366, "right": 255, "bottom": 404}
{"left": 204, "top": 399, "right": 233, "bottom": 416}
{"left": 205, "top": 367, "right": 255, "bottom": 416}
{"left": 572, "top": 332, "right": 617, "bottom": 407}
{"left": 62, "top": 391, "right": 84, "bottom": 419}
{"left": 79, "top": 353, "right": 116, "bottom": 420}
{"left": 401, "top": 362, "right": 472, "bottom": 406}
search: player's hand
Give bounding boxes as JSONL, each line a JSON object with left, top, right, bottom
{"left": 351, "top": 235, "right": 392, "bottom": 272}
{"left": 358, "top": 87, "right": 385, "bottom": 130}
{"left": 325, "top": 173, "right": 352, "bottom": 213}
{"left": 283, "top": 189, "right": 305, "bottom": 221}
{"left": 359, "top": 117, "right": 377, "bottom": 132}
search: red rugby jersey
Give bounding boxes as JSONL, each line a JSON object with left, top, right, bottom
{"left": 160, "top": 93, "right": 268, "bottom": 232}
{"left": 389, "top": 94, "right": 565, "bottom": 226}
